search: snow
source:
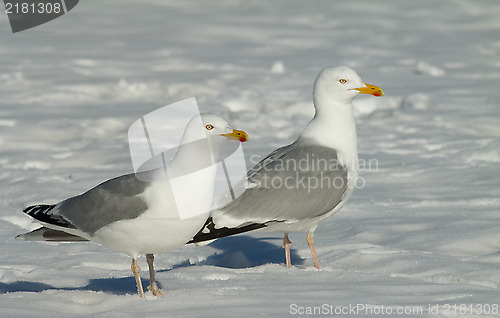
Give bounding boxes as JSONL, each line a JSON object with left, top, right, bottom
{"left": 414, "top": 61, "right": 446, "bottom": 77}
{"left": 1, "top": 0, "right": 500, "bottom": 317}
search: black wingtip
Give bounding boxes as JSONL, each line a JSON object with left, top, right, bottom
{"left": 188, "top": 217, "right": 268, "bottom": 244}
{"left": 22, "top": 204, "right": 74, "bottom": 229}
{"left": 23, "top": 204, "right": 56, "bottom": 215}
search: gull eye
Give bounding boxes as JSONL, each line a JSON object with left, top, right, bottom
{"left": 339, "top": 78, "right": 347, "bottom": 84}
{"left": 205, "top": 124, "right": 214, "bottom": 130}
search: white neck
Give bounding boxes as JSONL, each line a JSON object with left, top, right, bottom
{"left": 167, "top": 138, "right": 216, "bottom": 178}
{"left": 299, "top": 93, "right": 359, "bottom": 175}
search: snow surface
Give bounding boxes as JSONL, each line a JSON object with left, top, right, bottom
{"left": 1, "top": 0, "right": 500, "bottom": 317}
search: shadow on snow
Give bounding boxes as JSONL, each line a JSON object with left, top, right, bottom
{"left": 1, "top": 235, "right": 304, "bottom": 295}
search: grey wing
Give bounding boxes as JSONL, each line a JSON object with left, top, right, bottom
{"left": 215, "top": 142, "right": 348, "bottom": 225}
{"left": 211, "top": 143, "right": 296, "bottom": 209}
{"left": 245, "top": 143, "right": 296, "bottom": 180}
{"left": 190, "top": 143, "right": 348, "bottom": 243}
{"left": 55, "top": 172, "right": 151, "bottom": 235}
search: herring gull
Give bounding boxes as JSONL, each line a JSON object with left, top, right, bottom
{"left": 191, "top": 66, "right": 383, "bottom": 269}
{"left": 17, "top": 113, "right": 248, "bottom": 297}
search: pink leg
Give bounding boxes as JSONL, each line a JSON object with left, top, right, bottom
{"left": 283, "top": 233, "right": 292, "bottom": 268}
{"left": 131, "top": 258, "right": 145, "bottom": 298}
{"left": 146, "top": 254, "right": 162, "bottom": 296}
{"left": 307, "top": 231, "right": 320, "bottom": 269}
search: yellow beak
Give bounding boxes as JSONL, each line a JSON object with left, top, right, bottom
{"left": 351, "top": 83, "right": 384, "bottom": 97}
{"left": 221, "top": 129, "right": 249, "bottom": 142}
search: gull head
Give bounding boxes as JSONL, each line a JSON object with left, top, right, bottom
{"left": 171, "top": 113, "right": 248, "bottom": 175}
{"left": 314, "top": 66, "right": 384, "bottom": 105}
{"left": 181, "top": 113, "right": 248, "bottom": 145}
{"left": 201, "top": 113, "right": 248, "bottom": 143}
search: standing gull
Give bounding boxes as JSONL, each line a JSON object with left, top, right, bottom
{"left": 17, "top": 113, "right": 248, "bottom": 297}
{"left": 191, "top": 66, "right": 383, "bottom": 268}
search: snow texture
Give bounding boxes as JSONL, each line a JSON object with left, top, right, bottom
{"left": 1, "top": 0, "right": 500, "bottom": 317}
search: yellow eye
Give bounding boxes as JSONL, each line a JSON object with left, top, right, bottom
{"left": 205, "top": 124, "right": 214, "bottom": 130}
{"left": 339, "top": 79, "right": 347, "bottom": 84}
